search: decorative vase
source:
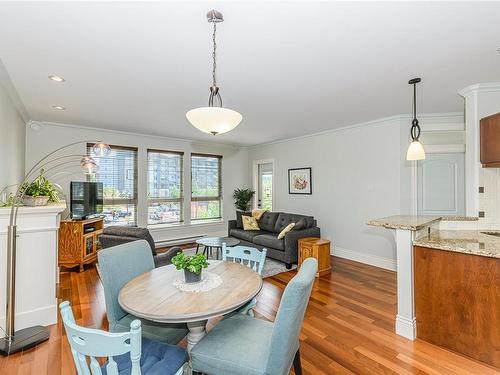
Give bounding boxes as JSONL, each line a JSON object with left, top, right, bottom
{"left": 22, "top": 196, "right": 50, "bottom": 207}
{"left": 184, "top": 269, "right": 202, "bottom": 283}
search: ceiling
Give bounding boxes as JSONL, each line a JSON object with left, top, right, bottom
{"left": 0, "top": 1, "right": 499, "bottom": 146}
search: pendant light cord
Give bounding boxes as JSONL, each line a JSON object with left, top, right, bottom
{"left": 212, "top": 22, "right": 217, "bottom": 87}
{"left": 409, "top": 79, "right": 421, "bottom": 141}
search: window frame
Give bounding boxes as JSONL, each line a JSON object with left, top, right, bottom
{"left": 147, "top": 148, "right": 184, "bottom": 225}
{"left": 190, "top": 152, "right": 223, "bottom": 222}
{"left": 86, "top": 143, "right": 138, "bottom": 226}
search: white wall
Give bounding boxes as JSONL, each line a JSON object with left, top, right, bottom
{"left": 0, "top": 80, "right": 26, "bottom": 192}
{"left": 25, "top": 122, "right": 250, "bottom": 243}
{"left": 247, "top": 113, "right": 464, "bottom": 270}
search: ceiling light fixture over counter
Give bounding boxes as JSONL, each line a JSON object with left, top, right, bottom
{"left": 186, "top": 10, "right": 242, "bottom": 136}
{"left": 48, "top": 75, "right": 65, "bottom": 82}
{"left": 406, "top": 78, "right": 425, "bottom": 161}
{"left": 52, "top": 105, "right": 66, "bottom": 110}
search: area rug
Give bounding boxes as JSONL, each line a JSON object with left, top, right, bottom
{"left": 182, "top": 247, "right": 296, "bottom": 278}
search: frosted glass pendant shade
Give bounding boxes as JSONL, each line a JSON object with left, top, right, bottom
{"left": 406, "top": 140, "right": 426, "bottom": 161}
{"left": 186, "top": 107, "right": 242, "bottom": 135}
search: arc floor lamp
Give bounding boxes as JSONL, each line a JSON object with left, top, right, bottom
{"left": 0, "top": 140, "right": 110, "bottom": 355}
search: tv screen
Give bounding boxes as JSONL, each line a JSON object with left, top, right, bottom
{"left": 70, "top": 182, "right": 103, "bottom": 220}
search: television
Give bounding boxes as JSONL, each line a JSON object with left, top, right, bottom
{"left": 70, "top": 182, "right": 104, "bottom": 220}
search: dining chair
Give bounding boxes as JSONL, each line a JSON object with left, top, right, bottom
{"left": 60, "top": 301, "right": 188, "bottom": 375}
{"left": 222, "top": 244, "right": 267, "bottom": 316}
{"left": 97, "top": 240, "right": 188, "bottom": 345}
{"left": 191, "top": 257, "right": 318, "bottom": 375}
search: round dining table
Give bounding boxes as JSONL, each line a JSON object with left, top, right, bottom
{"left": 118, "top": 260, "right": 263, "bottom": 353}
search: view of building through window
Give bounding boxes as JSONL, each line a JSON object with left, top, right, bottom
{"left": 147, "top": 150, "right": 183, "bottom": 225}
{"left": 87, "top": 144, "right": 138, "bottom": 226}
{"left": 191, "top": 154, "right": 222, "bottom": 221}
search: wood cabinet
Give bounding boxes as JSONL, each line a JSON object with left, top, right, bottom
{"left": 58, "top": 218, "right": 104, "bottom": 272}
{"left": 298, "top": 237, "right": 331, "bottom": 277}
{"left": 414, "top": 246, "right": 500, "bottom": 368}
{"left": 480, "top": 112, "right": 500, "bottom": 167}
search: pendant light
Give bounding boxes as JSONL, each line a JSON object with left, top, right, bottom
{"left": 186, "top": 10, "right": 242, "bottom": 135}
{"left": 406, "top": 78, "right": 425, "bottom": 160}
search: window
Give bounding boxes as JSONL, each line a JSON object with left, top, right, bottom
{"left": 147, "top": 149, "right": 183, "bottom": 225}
{"left": 87, "top": 144, "right": 138, "bottom": 226}
{"left": 191, "top": 153, "right": 222, "bottom": 221}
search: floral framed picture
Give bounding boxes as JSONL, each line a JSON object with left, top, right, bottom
{"left": 288, "top": 167, "right": 312, "bottom": 195}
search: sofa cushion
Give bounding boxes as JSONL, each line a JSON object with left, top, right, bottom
{"left": 103, "top": 226, "right": 156, "bottom": 254}
{"left": 274, "top": 213, "right": 314, "bottom": 233}
{"left": 257, "top": 212, "right": 280, "bottom": 232}
{"left": 236, "top": 211, "right": 252, "bottom": 229}
{"left": 229, "top": 229, "right": 267, "bottom": 243}
{"left": 253, "top": 234, "right": 285, "bottom": 251}
{"left": 293, "top": 217, "right": 307, "bottom": 231}
{"left": 242, "top": 216, "right": 260, "bottom": 231}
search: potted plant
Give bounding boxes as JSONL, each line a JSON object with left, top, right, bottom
{"left": 171, "top": 252, "right": 209, "bottom": 283}
{"left": 19, "top": 169, "right": 60, "bottom": 207}
{"left": 233, "top": 188, "right": 255, "bottom": 211}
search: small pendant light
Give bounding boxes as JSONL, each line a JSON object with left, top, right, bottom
{"left": 186, "top": 10, "right": 243, "bottom": 136}
{"left": 406, "top": 78, "right": 425, "bottom": 161}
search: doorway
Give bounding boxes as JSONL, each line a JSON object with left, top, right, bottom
{"left": 253, "top": 160, "right": 274, "bottom": 211}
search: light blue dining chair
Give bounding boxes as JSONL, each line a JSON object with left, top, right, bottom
{"left": 60, "top": 301, "right": 188, "bottom": 375}
{"left": 97, "top": 240, "right": 188, "bottom": 345}
{"left": 191, "top": 257, "right": 318, "bottom": 375}
{"left": 222, "top": 244, "right": 267, "bottom": 316}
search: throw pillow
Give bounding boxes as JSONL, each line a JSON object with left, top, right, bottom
{"left": 242, "top": 215, "right": 260, "bottom": 231}
{"left": 236, "top": 211, "right": 252, "bottom": 229}
{"left": 277, "top": 223, "right": 295, "bottom": 239}
{"left": 252, "top": 209, "right": 266, "bottom": 220}
{"left": 294, "top": 218, "right": 307, "bottom": 231}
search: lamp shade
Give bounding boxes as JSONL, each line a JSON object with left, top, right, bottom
{"left": 406, "top": 140, "right": 426, "bottom": 161}
{"left": 92, "top": 142, "right": 111, "bottom": 157}
{"left": 186, "top": 107, "right": 242, "bottom": 135}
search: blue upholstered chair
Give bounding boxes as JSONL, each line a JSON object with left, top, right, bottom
{"left": 97, "top": 240, "right": 188, "bottom": 345}
{"left": 191, "top": 257, "right": 318, "bottom": 375}
{"left": 222, "top": 244, "right": 267, "bottom": 316}
{"left": 60, "top": 301, "right": 188, "bottom": 375}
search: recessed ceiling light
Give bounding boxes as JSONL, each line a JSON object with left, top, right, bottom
{"left": 48, "top": 75, "right": 65, "bottom": 82}
{"left": 52, "top": 105, "right": 66, "bottom": 110}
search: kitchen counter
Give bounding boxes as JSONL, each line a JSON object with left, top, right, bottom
{"left": 366, "top": 215, "right": 441, "bottom": 231}
{"left": 414, "top": 230, "right": 500, "bottom": 259}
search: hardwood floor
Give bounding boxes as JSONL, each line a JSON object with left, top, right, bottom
{"left": 0, "top": 257, "right": 498, "bottom": 374}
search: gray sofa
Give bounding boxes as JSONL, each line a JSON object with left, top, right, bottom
{"left": 228, "top": 211, "right": 320, "bottom": 269}
{"left": 99, "top": 226, "right": 181, "bottom": 268}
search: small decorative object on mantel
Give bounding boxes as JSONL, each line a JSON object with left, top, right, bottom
{"left": 171, "top": 252, "right": 209, "bottom": 284}
{"left": 19, "top": 169, "right": 60, "bottom": 206}
{"left": 288, "top": 167, "right": 312, "bottom": 195}
{"left": 233, "top": 188, "right": 255, "bottom": 211}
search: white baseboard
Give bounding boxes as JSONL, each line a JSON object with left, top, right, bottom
{"left": 332, "top": 246, "right": 396, "bottom": 271}
{"left": 395, "top": 315, "right": 417, "bottom": 340}
{"left": 0, "top": 304, "right": 57, "bottom": 338}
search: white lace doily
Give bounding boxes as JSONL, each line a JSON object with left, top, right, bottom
{"left": 173, "top": 272, "right": 222, "bottom": 293}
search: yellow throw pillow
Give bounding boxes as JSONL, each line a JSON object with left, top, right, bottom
{"left": 277, "top": 223, "right": 295, "bottom": 239}
{"left": 242, "top": 215, "right": 260, "bottom": 231}
{"left": 252, "top": 209, "right": 266, "bottom": 220}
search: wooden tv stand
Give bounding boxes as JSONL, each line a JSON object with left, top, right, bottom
{"left": 58, "top": 217, "right": 104, "bottom": 272}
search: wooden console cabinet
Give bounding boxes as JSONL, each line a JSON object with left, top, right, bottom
{"left": 298, "top": 237, "right": 331, "bottom": 277}
{"left": 480, "top": 112, "right": 500, "bottom": 167}
{"left": 58, "top": 217, "right": 104, "bottom": 272}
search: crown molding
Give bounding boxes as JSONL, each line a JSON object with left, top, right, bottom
{"left": 458, "top": 82, "right": 500, "bottom": 97}
{"left": 0, "top": 59, "right": 30, "bottom": 122}
{"left": 36, "top": 121, "right": 243, "bottom": 150}
{"left": 248, "top": 112, "right": 464, "bottom": 148}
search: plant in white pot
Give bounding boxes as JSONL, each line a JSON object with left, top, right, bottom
{"left": 233, "top": 188, "right": 255, "bottom": 211}
{"left": 19, "top": 169, "right": 60, "bottom": 207}
{"left": 171, "top": 252, "right": 209, "bottom": 283}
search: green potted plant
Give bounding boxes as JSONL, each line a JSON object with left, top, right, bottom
{"left": 19, "top": 169, "right": 60, "bottom": 207}
{"left": 171, "top": 252, "right": 209, "bottom": 283}
{"left": 233, "top": 188, "right": 255, "bottom": 211}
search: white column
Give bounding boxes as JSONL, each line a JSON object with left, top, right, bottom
{"left": 394, "top": 228, "right": 417, "bottom": 340}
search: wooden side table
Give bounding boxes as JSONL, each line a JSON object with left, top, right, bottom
{"left": 298, "top": 237, "right": 332, "bottom": 277}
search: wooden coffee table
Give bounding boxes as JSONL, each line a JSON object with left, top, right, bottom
{"left": 196, "top": 236, "right": 240, "bottom": 260}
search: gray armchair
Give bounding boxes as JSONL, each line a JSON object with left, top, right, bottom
{"left": 99, "top": 226, "right": 181, "bottom": 268}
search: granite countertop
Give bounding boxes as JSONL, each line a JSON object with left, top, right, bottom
{"left": 367, "top": 215, "right": 442, "bottom": 231}
{"left": 414, "top": 230, "right": 500, "bottom": 259}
